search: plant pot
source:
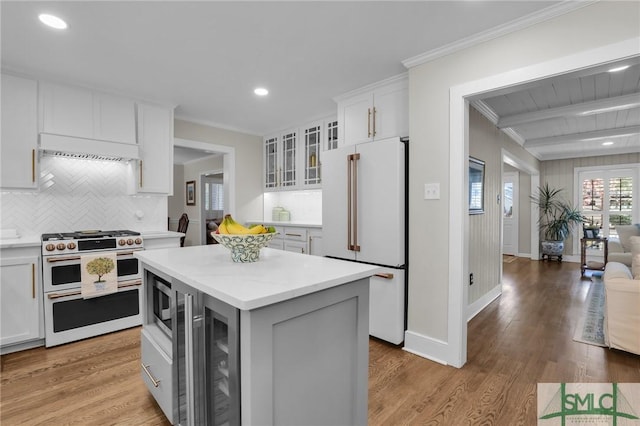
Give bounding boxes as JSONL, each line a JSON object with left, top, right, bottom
{"left": 541, "top": 240, "right": 564, "bottom": 261}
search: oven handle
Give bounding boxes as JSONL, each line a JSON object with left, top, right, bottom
{"left": 46, "top": 279, "right": 142, "bottom": 299}
{"left": 46, "top": 250, "right": 142, "bottom": 263}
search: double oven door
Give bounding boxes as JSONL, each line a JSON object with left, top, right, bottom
{"left": 43, "top": 249, "right": 143, "bottom": 347}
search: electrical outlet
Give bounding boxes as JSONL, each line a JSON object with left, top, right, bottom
{"left": 424, "top": 183, "right": 440, "bottom": 200}
{"left": 469, "top": 273, "right": 474, "bottom": 286}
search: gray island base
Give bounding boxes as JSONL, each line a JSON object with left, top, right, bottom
{"left": 135, "top": 245, "right": 380, "bottom": 426}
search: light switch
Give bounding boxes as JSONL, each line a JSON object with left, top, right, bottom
{"left": 424, "top": 183, "right": 440, "bottom": 200}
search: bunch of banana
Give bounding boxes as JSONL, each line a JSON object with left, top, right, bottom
{"left": 217, "top": 214, "right": 275, "bottom": 235}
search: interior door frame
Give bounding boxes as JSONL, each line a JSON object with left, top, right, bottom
{"left": 174, "top": 138, "right": 236, "bottom": 245}
{"left": 502, "top": 170, "right": 519, "bottom": 257}
{"left": 448, "top": 38, "right": 639, "bottom": 368}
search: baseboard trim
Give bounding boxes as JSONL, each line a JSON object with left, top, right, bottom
{"left": 403, "top": 330, "right": 450, "bottom": 366}
{"left": 467, "top": 284, "right": 502, "bottom": 322}
{"left": 517, "top": 252, "right": 531, "bottom": 259}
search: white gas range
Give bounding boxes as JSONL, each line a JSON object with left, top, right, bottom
{"left": 41, "top": 230, "right": 144, "bottom": 347}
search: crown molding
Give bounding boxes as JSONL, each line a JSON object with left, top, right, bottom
{"left": 470, "top": 100, "right": 499, "bottom": 125}
{"left": 333, "top": 72, "right": 408, "bottom": 103}
{"left": 402, "top": 1, "right": 598, "bottom": 69}
{"left": 174, "top": 115, "right": 262, "bottom": 137}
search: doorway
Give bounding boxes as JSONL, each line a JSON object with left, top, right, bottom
{"left": 447, "top": 39, "right": 638, "bottom": 368}
{"left": 200, "top": 172, "right": 224, "bottom": 245}
{"left": 502, "top": 170, "right": 519, "bottom": 256}
{"left": 172, "top": 138, "right": 236, "bottom": 246}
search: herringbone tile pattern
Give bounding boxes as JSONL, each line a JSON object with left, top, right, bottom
{"left": 0, "top": 156, "right": 166, "bottom": 234}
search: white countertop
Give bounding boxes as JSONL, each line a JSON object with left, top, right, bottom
{"left": 0, "top": 234, "right": 41, "bottom": 249}
{"left": 246, "top": 220, "right": 322, "bottom": 228}
{"left": 135, "top": 245, "right": 379, "bottom": 310}
{"left": 141, "top": 230, "right": 185, "bottom": 239}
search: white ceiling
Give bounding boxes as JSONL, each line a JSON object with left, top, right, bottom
{"left": 3, "top": 1, "right": 637, "bottom": 162}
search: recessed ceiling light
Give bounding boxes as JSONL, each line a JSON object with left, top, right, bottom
{"left": 254, "top": 88, "right": 269, "bottom": 96}
{"left": 602, "top": 141, "right": 614, "bottom": 146}
{"left": 38, "top": 13, "right": 67, "bottom": 30}
{"left": 608, "top": 65, "right": 629, "bottom": 73}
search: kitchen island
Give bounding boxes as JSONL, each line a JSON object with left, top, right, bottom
{"left": 135, "top": 245, "right": 379, "bottom": 425}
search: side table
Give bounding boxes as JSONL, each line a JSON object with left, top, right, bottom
{"left": 580, "top": 237, "right": 608, "bottom": 276}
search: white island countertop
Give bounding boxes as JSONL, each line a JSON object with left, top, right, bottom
{"left": 135, "top": 245, "right": 380, "bottom": 310}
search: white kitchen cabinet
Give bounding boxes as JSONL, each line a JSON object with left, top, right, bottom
{"left": 0, "top": 250, "right": 43, "bottom": 351}
{"left": 336, "top": 74, "right": 408, "bottom": 146}
{"left": 129, "top": 103, "right": 174, "bottom": 194}
{"left": 308, "top": 229, "right": 323, "bottom": 256}
{"left": 1, "top": 74, "right": 39, "bottom": 189}
{"left": 263, "top": 129, "right": 298, "bottom": 191}
{"left": 282, "top": 227, "right": 308, "bottom": 254}
{"left": 40, "top": 82, "right": 136, "bottom": 145}
{"left": 264, "top": 118, "right": 337, "bottom": 191}
{"left": 325, "top": 119, "right": 339, "bottom": 151}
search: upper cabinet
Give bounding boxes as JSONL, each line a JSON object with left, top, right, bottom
{"left": 1, "top": 74, "right": 39, "bottom": 189}
{"left": 129, "top": 103, "right": 174, "bottom": 194}
{"left": 263, "top": 117, "right": 336, "bottom": 191}
{"left": 335, "top": 74, "right": 408, "bottom": 146}
{"left": 39, "top": 82, "right": 136, "bottom": 145}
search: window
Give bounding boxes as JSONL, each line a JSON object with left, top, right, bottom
{"left": 204, "top": 181, "right": 224, "bottom": 211}
{"left": 576, "top": 165, "right": 639, "bottom": 252}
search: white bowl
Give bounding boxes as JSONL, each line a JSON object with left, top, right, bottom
{"left": 211, "top": 232, "right": 276, "bottom": 262}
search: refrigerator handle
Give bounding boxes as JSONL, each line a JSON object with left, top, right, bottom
{"left": 352, "top": 153, "right": 361, "bottom": 251}
{"left": 347, "top": 154, "right": 353, "bottom": 250}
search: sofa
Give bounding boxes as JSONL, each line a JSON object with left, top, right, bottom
{"left": 608, "top": 224, "right": 640, "bottom": 266}
{"left": 603, "top": 236, "right": 640, "bottom": 355}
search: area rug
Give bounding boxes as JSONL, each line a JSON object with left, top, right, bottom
{"left": 573, "top": 278, "right": 606, "bottom": 347}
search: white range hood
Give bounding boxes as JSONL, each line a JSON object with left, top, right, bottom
{"left": 40, "top": 133, "right": 140, "bottom": 161}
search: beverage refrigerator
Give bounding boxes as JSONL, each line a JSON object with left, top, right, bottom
{"left": 321, "top": 136, "right": 407, "bottom": 344}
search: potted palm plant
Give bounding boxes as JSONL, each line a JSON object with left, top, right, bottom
{"left": 531, "top": 183, "right": 585, "bottom": 261}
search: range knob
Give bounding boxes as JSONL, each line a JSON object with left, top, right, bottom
{"left": 118, "top": 239, "right": 126, "bottom": 246}
{"left": 56, "top": 243, "right": 66, "bottom": 251}
{"left": 127, "top": 239, "right": 134, "bottom": 245}
{"left": 45, "top": 244, "right": 55, "bottom": 252}
{"left": 134, "top": 238, "right": 142, "bottom": 245}
{"left": 67, "top": 242, "right": 76, "bottom": 250}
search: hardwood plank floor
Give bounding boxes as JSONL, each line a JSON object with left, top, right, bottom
{"left": 2, "top": 258, "right": 638, "bottom": 425}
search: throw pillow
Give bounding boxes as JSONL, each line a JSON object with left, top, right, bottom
{"left": 629, "top": 235, "right": 640, "bottom": 279}
{"left": 615, "top": 224, "right": 640, "bottom": 252}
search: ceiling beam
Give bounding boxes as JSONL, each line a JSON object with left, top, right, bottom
{"left": 498, "top": 93, "right": 640, "bottom": 129}
{"left": 523, "top": 125, "right": 640, "bottom": 147}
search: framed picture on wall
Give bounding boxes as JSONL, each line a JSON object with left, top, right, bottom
{"left": 186, "top": 180, "right": 196, "bottom": 206}
{"left": 469, "top": 157, "right": 485, "bottom": 215}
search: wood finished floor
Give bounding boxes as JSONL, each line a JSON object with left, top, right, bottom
{"left": 1, "top": 258, "right": 639, "bottom": 425}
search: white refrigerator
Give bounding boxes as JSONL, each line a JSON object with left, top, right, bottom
{"left": 322, "top": 136, "right": 406, "bottom": 344}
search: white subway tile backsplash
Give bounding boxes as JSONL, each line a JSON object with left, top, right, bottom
{"left": 0, "top": 156, "right": 166, "bottom": 235}
{"left": 263, "top": 189, "right": 322, "bottom": 224}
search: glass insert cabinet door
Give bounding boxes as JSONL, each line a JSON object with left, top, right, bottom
{"left": 281, "top": 131, "right": 297, "bottom": 187}
{"left": 264, "top": 136, "right": 278, "bottom": 188}
{"left": 172, "top": 281, "right": 240, "bottom": 426}
{"left": 304, "top": 124, "right": 321, "bottom": 185}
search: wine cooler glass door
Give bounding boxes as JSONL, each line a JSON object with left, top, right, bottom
{"left": 204, "top": 296, "right": 240, "bottom": 426}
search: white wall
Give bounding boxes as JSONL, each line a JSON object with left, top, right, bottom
{"left": 262, "top": 190, "right": 322, "bottom": 224}
{"left": 406, "top": 1, "right": 639, "bottom": 365}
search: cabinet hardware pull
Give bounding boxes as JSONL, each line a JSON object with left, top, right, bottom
{"left": 285, "top": 233, "right": 302, "bottom": 237}
{"left": 139, "top": 160, "right": 143, "bottom": 188}
{"left": 308, "top": 236, "right": 312, "bottom": 253}
{"left": 47, "top": 279, "right": 142, "bottom": 299}
{"left": 367, "top": 108, "right": 372, "bottom": 138}
{"left": 374, "top": 273, "right": 394, "bottom": 280}
{"left": 32, "top": 263, "right": 36, "bottom": 298}
{"left": 31, "top": 149, "right": 36, "bottom": 182}
{"left": 372, "top": 107, "right": 377, "bottom": 137}
{"left": 185, "top": 294, "right": 196, "bottom": 423}
{"left": 141, "top": 363, "right": 161, "bottom": 387}
{"left": 46, "top": 250, "right": 141, "bottom": 263}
